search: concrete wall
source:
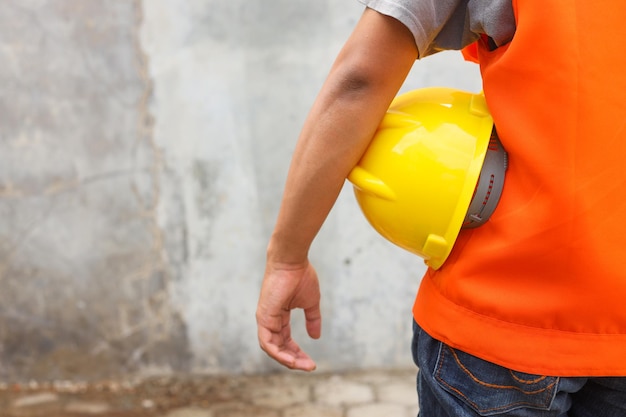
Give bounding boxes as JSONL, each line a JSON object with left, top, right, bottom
{"left": 0, "top": 0, "right": 481, "bottom": 381}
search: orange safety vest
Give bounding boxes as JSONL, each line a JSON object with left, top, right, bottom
{"left": 414, "top": 0, "right": 626, "bottom": 376}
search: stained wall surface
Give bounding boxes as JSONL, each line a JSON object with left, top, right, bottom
{"left": 0, "top": 0, "right": 481, "bottom": 380}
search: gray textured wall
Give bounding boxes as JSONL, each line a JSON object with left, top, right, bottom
{"left": 0, "top": 0, "right": 481, "bottom": 381}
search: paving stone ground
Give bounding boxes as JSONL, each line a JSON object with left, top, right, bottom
{"left": 0, "top": 368, "right": 419, "bottom": 417}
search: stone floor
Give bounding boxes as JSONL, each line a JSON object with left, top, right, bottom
{"left": 0, "top": 368, "right": 419, "bottom": 417}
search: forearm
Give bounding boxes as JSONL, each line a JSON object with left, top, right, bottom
{"left": 267, "top": 85, "right": 382, "bottom": 265}
{"left": 267, "top": 9, "right": 418, "bottom": 266}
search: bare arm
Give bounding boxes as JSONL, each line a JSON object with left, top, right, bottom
{"left": 256, "top": 8, "right": 418, "bottom": 371}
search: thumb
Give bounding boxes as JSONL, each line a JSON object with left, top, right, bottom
{"left": 304, "top": 304, "right": 322, "bottom": 339}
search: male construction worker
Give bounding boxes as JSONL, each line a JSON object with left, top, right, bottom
{"left": 256, "top": 1, "right": 626, "bottom": 415}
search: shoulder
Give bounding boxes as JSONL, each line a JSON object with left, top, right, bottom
{"left": 357, "top": 0, "right": 515, "bottom": 56}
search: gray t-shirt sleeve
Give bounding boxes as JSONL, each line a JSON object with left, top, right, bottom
{"left": 357, "top": 0, "right": 515, "bottom": 58}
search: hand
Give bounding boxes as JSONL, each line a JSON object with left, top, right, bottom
{"left": 256, "top": 260, "right": 322, "bottom": 371}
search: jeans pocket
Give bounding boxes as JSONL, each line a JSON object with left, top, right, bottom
{"left": 435, "top": 345, "right": 559, "bottom": 416}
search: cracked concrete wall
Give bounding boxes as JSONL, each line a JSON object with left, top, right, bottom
{"left": 0, "top": 0, "right": 189, "bottom": 381}
{"left": 0, "top": 0, "right": 481, "bottom": 381}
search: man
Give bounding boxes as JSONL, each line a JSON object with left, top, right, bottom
{"left": 257, "top": 2, "right": 626, "bottom": 415}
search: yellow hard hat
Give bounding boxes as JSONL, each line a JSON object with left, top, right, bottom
{"left": 347, "top": 87, "right": 507, "bottom": 270}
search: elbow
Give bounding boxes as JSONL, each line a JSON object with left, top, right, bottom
{"left": 330, "top": 64, "right": 380, "bottom": 100}
{"left": 338, "top": 66, "right": 375, "bottom": 94}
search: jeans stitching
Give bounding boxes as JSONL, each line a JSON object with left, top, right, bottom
{"left": 448, "top": 347, "right": 556, "bottom": 394}
{"left": 435, "top": 346, "right": 557, "bottom": 414}
{"left": 510, "top": 371, "right": 548, "bottom": 385}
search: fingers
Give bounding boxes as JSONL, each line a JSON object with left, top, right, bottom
{"left": 257, "top": 320, "right": 317, "bottom": 371}
{"left": 274, "top": 341, "right": 317, "bottom": 372}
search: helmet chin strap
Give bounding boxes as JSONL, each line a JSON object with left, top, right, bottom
{"left": 463, "top": 128, "right": 508, "bottom": 228}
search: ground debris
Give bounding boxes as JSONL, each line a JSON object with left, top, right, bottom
{"left": 0, "top": 369, "right": 418, "bottom": 417}
{"left": 0, "top": 374, "right": 236, "bottom": 417}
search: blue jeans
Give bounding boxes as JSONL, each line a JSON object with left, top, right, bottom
{"left": 412, "top": 321, "right": 626, "bottom": 417}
